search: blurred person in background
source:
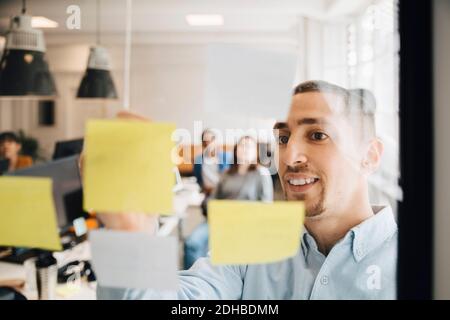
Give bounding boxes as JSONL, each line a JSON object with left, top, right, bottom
{"left": 184, "top": 135, "right": 273, "bottom": 269}
{"left": 193, "top": 129, "right": 232, "bottom": 196}
{"left": 0, "top": 132, "right": 33, "bottom": 172}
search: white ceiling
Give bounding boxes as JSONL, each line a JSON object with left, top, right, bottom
{"left": 0, "top": 0, "right": 371, "bottom": 44}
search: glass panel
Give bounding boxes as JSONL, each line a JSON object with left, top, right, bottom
{"left": 0, "top": 0, "right": 400, "bottom": 300}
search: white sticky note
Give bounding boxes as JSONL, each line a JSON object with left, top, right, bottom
{"left": 204, "top": 44, "right": 297, "bottom": 119}
{"left": 89, "top": 229, "right": 178, "bottom": 291}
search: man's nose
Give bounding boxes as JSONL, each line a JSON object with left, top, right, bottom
{"left": 282, "top": 139, "right": 308, "bottom": 167}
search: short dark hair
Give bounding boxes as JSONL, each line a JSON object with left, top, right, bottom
{"left": 293, "top": 80, "right": 376, "bottom": 139}
{"left": 227, "top": 136, "right": 258, "bottom": 175}
{"left": 0, "top": 131, "right": 20, "bottom": 144}
{"left": 201, "top": 129, "right": 215, "bottom": 142}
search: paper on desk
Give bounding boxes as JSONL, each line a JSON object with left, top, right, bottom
{"left": 208, "top": 200, "right": 304, "bottom": 265}
{"left": 0, "top": 177, "right": 62, "bottom": 251}
{"left": 83, "top": 120, "right": 176, "bottom": 215}
{"left": 89, "top": 229, "right": 178, "bottom": 290}
{"left": 0, "top": 262, "right": 26, "bottom": 286}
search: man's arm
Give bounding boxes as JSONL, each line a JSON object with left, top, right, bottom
{"left": 97, "top": 256, "right": 246, "bottom": 300}
{"left": 89, "top": 111, "right": 244, "bottom": 300}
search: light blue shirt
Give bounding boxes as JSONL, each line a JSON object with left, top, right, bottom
{"left": 98, "top": 205, "right": 397, "bottom": 300}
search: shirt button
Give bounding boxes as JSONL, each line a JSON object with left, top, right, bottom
{"left": 320, "top": 275, "right": 329, "bottom": 285}
{"left": 356, "top": 247, "right": 364, "bottom": 257}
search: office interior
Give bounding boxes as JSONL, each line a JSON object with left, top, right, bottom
{"left": 0, "top": 0, "right": 448, "bottom": 300}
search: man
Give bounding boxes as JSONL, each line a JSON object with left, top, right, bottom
{"left": 0, "top": 132, "right": 33, "bottom": 172}
{"left": 185, "top": 130, "right": 231, "bottom": 268}
{"left": 97, "top": 80, "right": 397, "bottom": 299}
{"left": 193, "top": 129, "right": 232, "bottom": 195}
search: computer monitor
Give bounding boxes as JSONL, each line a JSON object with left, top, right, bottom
{"left": 0, "top": 159, "right": 9, "bottom": 175}
{"left": 52, "top": 138, "right": 84, "bottom": 160}
{"left": 6, "top": 155, "right": 89, "bottom": 234}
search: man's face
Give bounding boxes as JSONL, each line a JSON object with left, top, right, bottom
{"left": 0, "top": 139, "right": 21, "bottom": 159}
{"left": 237, "top": 138, "right": 258, "bottom": 165}
{"left": 202, "top": 131, "right": 216, "bottom": 149}
{"left": 275, "top": 92, "right": 367, "bottom": 219}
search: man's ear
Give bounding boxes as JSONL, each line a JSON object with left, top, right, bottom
{"left": 362, "top": 138, "right": 384, "bottom": 174}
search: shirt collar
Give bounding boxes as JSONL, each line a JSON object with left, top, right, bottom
{"left": 300, "top": 229, "right": 314, "bottom": 257}
{"left": 300, "top": 205, "right": 397, "bottom": 262}
{"left": 350, "top": 205, "right": 397, "bottom": 262}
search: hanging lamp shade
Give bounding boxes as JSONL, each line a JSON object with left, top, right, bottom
{"left": 0, "top": 15, "right": 57, "bottom": 98}
{"left": 76, "top": 46, "right": 118, "bottom": 99}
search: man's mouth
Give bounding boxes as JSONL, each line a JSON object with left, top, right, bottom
{"left": 285, "top": 176, "right": 319, "bottom": 193}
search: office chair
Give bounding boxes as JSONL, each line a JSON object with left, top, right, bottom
{"left": 0, "top": 287, "right": 27, "bottom": 300}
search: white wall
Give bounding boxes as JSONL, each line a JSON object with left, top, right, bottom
{"left": 0, "top": 15, "right": 368, "bottom": 159}
{"left": 433, "top": 0, "right": 450, "bottom": 300}
{"left": 0, "top": 36, "right": 301, "bottom": 157}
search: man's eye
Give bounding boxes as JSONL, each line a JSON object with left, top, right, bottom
{"left": 310, "top": 132, "right": 328, "bottom": 141}
{"left": 278, "top": 135, "right": 289, "bottom": 145}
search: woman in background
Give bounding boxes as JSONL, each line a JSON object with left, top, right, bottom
{"left": 0, "top": 132, "right": 33, "bottom": 173}
{"left": 212, "top": 136, "right": 273, "bottom": 201}
{"left": 184, "top": 135, "right": 273, "bottom": 269}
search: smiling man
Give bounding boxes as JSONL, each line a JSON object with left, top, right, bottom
{"left": 98, "top": 80, "right": 397, "bottom": 300}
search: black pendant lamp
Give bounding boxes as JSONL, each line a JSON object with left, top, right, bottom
{"left": 76, "top": 46, "right": 118, "bottom": 99}
{"left": 0, "top": 1, "right": 57, "bottom": 98}
{"left": 76, "top": 0, "right": 117, "bottom": 99}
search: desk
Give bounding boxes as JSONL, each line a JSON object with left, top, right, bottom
{"left": 0, "top": 241, "right": 96, "bottom": 300}
{"left": 53, "top": 241, "right": 96, "bottom": 300}
{"left": 159, "top": 187, "right": 204, "bottom": 237}
{"left": 0, "top": 185, "right": 204, "bottom": 300}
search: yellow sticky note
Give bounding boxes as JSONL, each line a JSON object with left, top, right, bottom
{"left": 83, "top": 119, "right": 176, "bottom": 215}
{"left": 208, "top": 200, "right": 304, "bottom": 265}
{"left": 0, "top": 177, "right": 62, "bottom": 251}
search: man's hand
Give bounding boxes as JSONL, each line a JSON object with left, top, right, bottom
{"left": 79, "top": 111, "right": 159, "bottom": 233}
{"left": 96, "top": 212, "right": 159, "bottom": 233}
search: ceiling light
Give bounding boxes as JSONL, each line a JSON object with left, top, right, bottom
{"left": 77, "top": 46, "right": 117, "bottom": 99}
{"left": 31, "top": 16, "right": 58, "bottom": 29}
{"left": 76, "top": 0, "right": 117, "bottom": 99}
{"left": 0, "top": 1, "right": 57, "bottom": 99}
{"left": 185, "top": 14, "right": 224, "bottom": 26}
